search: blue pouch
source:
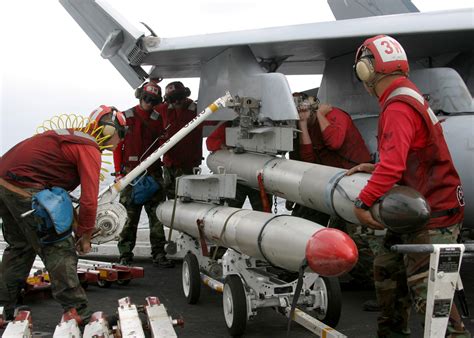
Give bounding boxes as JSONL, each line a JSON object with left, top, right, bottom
{"left": 131, "top": 175, "right": 160, "bottom": 205}
{"left": 32, "top": 187, "right": 74, "bottom": 244}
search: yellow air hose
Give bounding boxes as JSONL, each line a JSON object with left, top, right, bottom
{"left": 36, "top": 114, "right": 115, "bottom": 181}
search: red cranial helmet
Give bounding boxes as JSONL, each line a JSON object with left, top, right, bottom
{"left": 354, "top": 35, "right": 409, "bottom": 83}
{"left": 89, "top": 105, "right": 127, "bottom": 138}
{"left": 164, "top": 81, "right": 191, "bottom": 103}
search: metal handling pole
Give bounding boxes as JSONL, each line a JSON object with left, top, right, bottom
{"left": 98, "top": 92, "right": 233, "bottom": 204}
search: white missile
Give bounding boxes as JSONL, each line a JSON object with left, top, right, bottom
{"left": 207, "top": 150, "right": 430, "bottom": 229}
{"left": 157, "top": 200, "right": 358, "bottom": 277}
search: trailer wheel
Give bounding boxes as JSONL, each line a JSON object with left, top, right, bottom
{"left": 223, "top": 275, "right": 247, "bottom": 336}
{"left": 97, "top": 280, "right": 112, "bottom": 288}
{"left": 312, "top": 276, "right": 342, "bottom": 327}
{"left": 116, "top": 279, "right": 131, "bottom": 286}
{"left": 182, "top": 253, "right": 201, "bottom": 304}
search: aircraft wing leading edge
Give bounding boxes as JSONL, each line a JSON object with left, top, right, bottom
{"left": 60, "top": 0, "right": 473, "bottom": 84}
{"left": 59, "top": 0, "right": 148, "bottom": 88}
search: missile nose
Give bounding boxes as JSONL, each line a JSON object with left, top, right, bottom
{"left": 305, "top": 228, "right": 358, "bottom": 277}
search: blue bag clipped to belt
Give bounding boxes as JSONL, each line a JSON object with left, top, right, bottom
{"left": 32, "top": 187, "right": 74, "bottom": 244}
{"left": 131, "top": 175, "right": 160, "bottom": 205}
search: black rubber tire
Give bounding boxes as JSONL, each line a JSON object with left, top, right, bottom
{"left": 312, "top": 276, "right": 342, "bottom": 328}
{"left": 97, "top": 280, "right": 112, "bottom": 288}
{"left": 182, "top": 253, "right": 201, "bottom": 304}
{"left": 80, "top": 281, "right": 89, "bottom": 290}
{"left": 223, "top": 275, "right": 247, "bottom": 337}
{"left": 116, "top": 279, "right": 131, "bottom": 286}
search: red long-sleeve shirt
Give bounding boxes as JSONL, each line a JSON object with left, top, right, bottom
{"left": 358, "top": 100, "right": 428, "bottom": 206}
{"left": 62, "top": 143, "right": 101, "bottom": 236}
{"left": 299, "top": 108, "right": 371, "bottom": 169}
{"left": 206, "top": 122, "right": 229, "bottom": 152}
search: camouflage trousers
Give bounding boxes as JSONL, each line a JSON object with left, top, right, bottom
{"left": 291, "top": 205, "right": 378, "bottom": 285}
{"left": 375, "top": 223, "right": 469, "bottom": 338}
{"left": 118, "top": 173, "right": 167, "bottom": 261}
{"left": 0, "top": 186, "right": 91, "bottom": 322}
{"left": 228, "top": 184, "right": 272, "bottom": 212}
{"left": 163, "top": 166, "right": 195, "bottom": 200}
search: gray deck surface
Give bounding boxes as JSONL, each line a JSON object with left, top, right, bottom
{"left": 1, "top": 254, "right": 473, "bottom": 337}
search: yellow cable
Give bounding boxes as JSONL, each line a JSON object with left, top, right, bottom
{"left": 36, "top": 114, "right": 117, "bottom": 182}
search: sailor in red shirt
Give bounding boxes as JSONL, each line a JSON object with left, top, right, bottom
{"left": 351, "top": 35, "right": 467, "bottom": 337}
{"left": 206, "top": 120, "right": 272, "bottom": 211}
{"left": 156, "top": 81, "right": 203, "bottom": 198}
{"left": 0, "top": 105, "right": 126, "bottom": 322}
{"left": 293, "top": 93, "right": 377, "bottom": 291}
{"left": 113, "top": 82, "right": 174, "bottom": 268}
{"left": 296, "top": 94, "right": 372, "bottom": 169}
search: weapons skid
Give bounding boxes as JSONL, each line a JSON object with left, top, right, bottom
{"left": 77, "top": 259, "right": 145, "bottom": 287}
{"left": 157, "top": 173, "right": 352, "bottom": 336}
{"left": 1, "top": 310, "right": 33, "bottom": 338}
{"left": 116, "top": 297, "right": 181, "bottom": 338}
{"left": 91, "top": 92, "right": 234, "bottom": 245}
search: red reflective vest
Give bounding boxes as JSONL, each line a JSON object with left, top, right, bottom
{"left": 359, "top": 77, "right": 464, "bottom": 228}
{"left": 299, "top": 108, "right": 372, "bottom": 169}
{"left": 113, "top": 105, "right": 164, "bottom": 174}
{"left": 0, "top": 129, "right": 99, "bottom": 191}
{"left": 157, "top": 99, "right": 203, "bottom": 169}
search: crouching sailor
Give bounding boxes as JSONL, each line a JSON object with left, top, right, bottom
{"left": 0, "top": 105, "right": 127, "bottom": 324}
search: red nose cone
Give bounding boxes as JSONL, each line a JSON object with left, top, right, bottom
{"left": 305, "top": 228, "right": 358, "bottom": 277}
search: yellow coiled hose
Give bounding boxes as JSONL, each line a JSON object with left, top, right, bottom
{"left": 36, "top": 114, "right": 114, "bottom": 181}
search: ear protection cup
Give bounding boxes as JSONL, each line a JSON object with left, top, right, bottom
{"left": 135, "top": 86, "right": 143, "bottom": 99}
{"left": 355, "top": 58, "right": 375, "bottom": 82}
{"left": 184, "top": 87, "right": 191, "bottom": 97}
{"left": 102, "top": 124, "right": 116, "bottom": 137}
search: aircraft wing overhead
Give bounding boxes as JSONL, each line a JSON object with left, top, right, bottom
{"left": 59, "top": 0, "right": 148, "bottom": 87}
{"left": 142, "top": 8, "right": 474, "bottom": 78}
{"left": 328, "top": 0, "right": 419, "bottom": 20}
{"left": 60, "top": 0, "right": 473, "bottom": 84}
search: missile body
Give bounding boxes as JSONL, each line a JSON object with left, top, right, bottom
{"left": 207, "top": 150, "right": 430, "bottom": 228}
{"left": 157, "top": 200, "right": 358, "bottom": 277}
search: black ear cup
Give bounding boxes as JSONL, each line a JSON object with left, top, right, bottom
{"left": 135, "top": 86, "right": 143, "bottom": 99}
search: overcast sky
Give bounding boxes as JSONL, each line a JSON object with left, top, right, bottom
{"left": 0, "top": 0, "right": 472, "bottom": 154}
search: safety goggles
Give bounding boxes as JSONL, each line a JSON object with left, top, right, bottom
{"left": 142, "top": 94, "right": 162, "bottom": 105}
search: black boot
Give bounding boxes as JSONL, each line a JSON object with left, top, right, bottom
{"left": 153, "top": 255, "right": 175, "bottom": 268}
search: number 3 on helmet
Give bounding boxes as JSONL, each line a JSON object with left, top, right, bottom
{"left": 354, "top": 35, "right": 409, "bottom": 82}
{"left": 89, "top": 105, "right": 128, "bottom": 138}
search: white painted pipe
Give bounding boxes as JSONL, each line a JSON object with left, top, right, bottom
{"left": 98, "top": 92, "right": 233, "bottom": 204}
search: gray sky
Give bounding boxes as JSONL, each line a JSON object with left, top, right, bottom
{"left": 1, "top": 0, "right": 472, "bottom": 153}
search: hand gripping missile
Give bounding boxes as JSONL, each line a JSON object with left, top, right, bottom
{"left": 90, "top": 93, "right": 233, "bottom": 244}
{"left": 207, "top": 150, "right": 430, "bottom": 230}
{"left": 157, "top": 200, "right": 358, "bottom": 276}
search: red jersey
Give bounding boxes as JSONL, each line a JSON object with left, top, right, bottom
{"left": 157, "top": 99, "right": 203, "bottom": 169}
{"left": 359, "top": 77, "right": 464, "bottom": 229}
{"left": 299, "top": 108, "right": 372, "bottom": 169}
{"left": 206, "top": 121, "right": 230, "bottom": 152}
{"left": 113, "top": 105, "right": 164, "bottom": 174}
{"left": 0, "top": 130, "right": 101, "bottom": 236}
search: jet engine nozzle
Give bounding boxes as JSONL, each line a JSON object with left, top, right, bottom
{"left": 305, "top": 228, "right": 358, "bottom": 277}
{"left": 371, "top": 186, "right": 431, "bottom": 234}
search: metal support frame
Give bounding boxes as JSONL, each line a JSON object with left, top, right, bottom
{"left": 176, "top": 233, "right": 345, "bottom": 337}
{"left": 391, "top": 243, "right": 474, "bottom": 338}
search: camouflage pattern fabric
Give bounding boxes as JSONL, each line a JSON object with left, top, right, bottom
{"left": 118, "top": 171, "right": 167, "bottom": 261}
{"left": 163, "top": 166, "right": 195, "bottom": 200}
{"left": 292, "top": 204, "right": 378, "bottom": 285}
{"left": 228, "top": 184, "right": 272, "bottom": 212}
{"left": 375, "top": 223, "right": 470, "bottom": 338}
{"left": 0, "top": 186, "right": 92, "bottom": 322}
